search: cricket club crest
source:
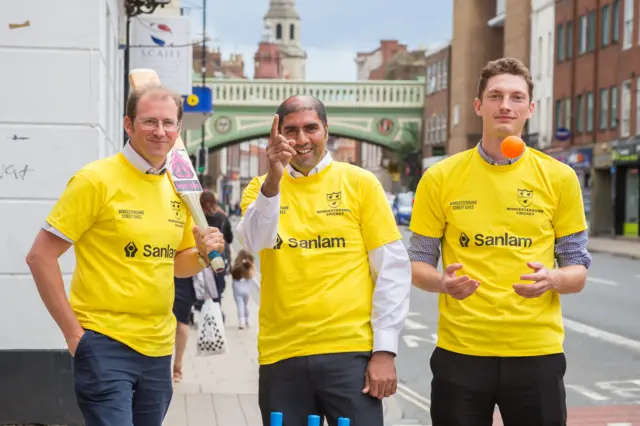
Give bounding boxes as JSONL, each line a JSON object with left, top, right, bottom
{"left": 326, "top": 191, "right": 342, "bottom": 208}
{"left": 517, "top": 189, "right": 533, "bottom": 208}
{"left": 171, "top": 200, "right": 182, "bottom": 219}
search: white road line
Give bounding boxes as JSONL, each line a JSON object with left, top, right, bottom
{"left": 563, "top": 318, "right": 640, "bottom": 352}
{"left": 396, "top": 389, "right": 431, "bottom": 413}
{"left": 587, "top": 276, "right": 619, "bottom": 286}
{"left": 607, "top": 423, "right": 632, "bottom": 426}
{"left": 565, "top": 384, "right": 610, "bottom": 401}
{"left": 404, "top": 318, "right": 428, "bottom": 330}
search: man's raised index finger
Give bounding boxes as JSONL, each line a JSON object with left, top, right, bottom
{"left": 270, "top": 114, "right": 279, "bottom": 142}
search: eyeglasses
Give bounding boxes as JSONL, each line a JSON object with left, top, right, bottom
{"left": 136, "top": 118, "right": 181, "bottom": 132}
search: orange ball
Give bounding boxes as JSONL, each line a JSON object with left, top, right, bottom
{"left": 500, "top": 136, "right": 525, "bottom": 159}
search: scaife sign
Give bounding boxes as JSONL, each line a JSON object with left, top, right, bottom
{"left": 612, "top": 140, "right": 640, "bottom": 164}
{"left": 130, "top": 16, "right": 192, "bottom": 95}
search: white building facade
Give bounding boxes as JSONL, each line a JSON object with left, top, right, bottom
{"left": 530, "top": 0, "right": 555, "bottom": 149}
{"left": 0, "top": 0, "right": 184, "bottom": 423}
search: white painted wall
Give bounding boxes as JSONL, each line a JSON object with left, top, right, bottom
{"left": 0, "top": 0, "right": 124, "bottom": 350}
{"left": 530, "top": 0, "right": 555, "bottom": 149}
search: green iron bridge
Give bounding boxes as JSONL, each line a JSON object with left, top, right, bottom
{"left": 184, "top": 78, "right": 425, "bottom": 154}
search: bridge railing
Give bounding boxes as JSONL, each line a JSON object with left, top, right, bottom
{"left": 198, "top": 78, "right": 425, "bottom": 108}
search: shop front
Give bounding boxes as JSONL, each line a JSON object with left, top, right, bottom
{"left": 548, "top": 146, "right": 594, "bottom": 224}
{"left": 612, "top": 138, "right": 640, "bottom": 237}
{"left": 589, "top": 141, "right": 615, "bottom": 236}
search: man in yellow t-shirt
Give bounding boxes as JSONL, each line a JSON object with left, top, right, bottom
{"left": 25, "top": 85, "right": 225, "bottom": 426}
{"left": 410, "top": 58, "right": 591, "bottom": 426}
{"left": 236, "top": 96, "right": 412, "bottom": 426}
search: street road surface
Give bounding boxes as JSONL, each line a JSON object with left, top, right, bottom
{"left": 393, "top": 226, "right": 640, "bottom": 426}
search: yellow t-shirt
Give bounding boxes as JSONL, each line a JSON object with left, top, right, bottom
{"left": 46, "top": 153, "right": 196, "bottom": 357}
{"left": 410, "top": 147, "right": 587, "bottom": 357}
{"left": 241, "top": 161, "right": 401, "bottom": 365}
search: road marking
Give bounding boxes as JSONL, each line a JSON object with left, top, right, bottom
{"left": 587, "top": 276, "right": 619, "bottom": 286}
{"left": 565, "top": 384, "right": 610, "bottom": 401}
{"left": 607, "top": 423, "right": 632, "bottom": 426}
{"left": 404, "top": 318, "right": 428, "bottom": 330}
{"left": 402, "top": 335, "right": 429, "bottom": 348}
{"left": 563, "top": 318, "right": 640, "bottom": 352}
{"left": 396, "top": 383, "right": 431, "bottom": 413}
{"left": 407, "top": 311, "right": 420, "bottom": 317}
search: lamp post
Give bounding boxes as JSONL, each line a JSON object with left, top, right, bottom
{"left": 123, "top": 0, "right": 171, "bottom": 146}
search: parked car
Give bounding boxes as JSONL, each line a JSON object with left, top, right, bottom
{"left": 393, "top": 192, "right": 413, "bottom": 225}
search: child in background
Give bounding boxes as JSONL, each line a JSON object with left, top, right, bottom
{"left": 230, "top": 249, "right": 259, "bottom": 329}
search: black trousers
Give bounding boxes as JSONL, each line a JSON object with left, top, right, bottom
{"left": 430, "top": 347, "right": 567, "bottom": 426}
{"left": 258, "top": 352, "right": 383, "bottom": 426}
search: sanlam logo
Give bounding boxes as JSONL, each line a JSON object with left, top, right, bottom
{"left": 273, "top": 234, "right": 346, "bottom": 250}
{"left": 124, "top": 242, "right": 176, "bottom": 259}
{"left": 459, "top": 232, "right": 533, "bottom": 248}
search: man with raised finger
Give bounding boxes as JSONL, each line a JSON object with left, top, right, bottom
{"left": 409, "top": 58, "right": 591, "bottom": 426}
{"left": 236, "top": 95, "right": 412, "bottom": 426}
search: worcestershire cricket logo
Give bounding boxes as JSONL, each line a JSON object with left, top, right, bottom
{"left": 517, "top": 189, "right": 533, "bottom": 207}
{"left": 459, "top": 232, "right": 470, "bottom": 248}
{"left": 274, "top": 234, "right": 283, "bottom": 250}
{"left": 171, "top": 200, "right": 182, "bottom": 219}
{"left": 124, "top": 241, "right": 138, "bottom": 257}
{"left": 326, "top": 191, "right": 342, "bottom": 208}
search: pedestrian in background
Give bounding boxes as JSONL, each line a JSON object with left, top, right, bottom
{"left": 25, "top": 84, "right": 225, "bottom": 426}
{"left": 409, "top": 57, "right": 591, "bottom": 426}
{"left": 230, "top": 249, "right": 259, "bottom": 329}
{"left": 237, "top": 95, "right": 411, "bottom": 426}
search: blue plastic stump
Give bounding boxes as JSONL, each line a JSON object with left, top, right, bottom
{"left": 307, "top": 414, "right": 321, "bottom": 426}
{"left": 270, "top": 412, "right": 283, "bottom": 426}
{"left": 337, "top": 417, "right": 350, "bottom": 426}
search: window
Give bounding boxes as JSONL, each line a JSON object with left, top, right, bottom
{"left": 556, "top": 100, "right": 563, "bottom": 130}
{"left": 576, "top": 94, "right": 584, "bottom": 132}
{"left": 566, "top": 21, "right": 574, "bottom": 59}
{"left": 442, "top": 60, "right": 448, "bottom": 90}
{"left": 548, "top": 32, "right": 553, "bottom": 76}
{"left": 600, "top": 88, "right": 609, "bottom": 130}
{"left": 276, "top": 23, "right": 282, "bottom": 40}
{"left": 621, "top": 80, "right": 632, "bottom": 137}
{"left": 587, "top": 92, "right": 594, "bottom": 132}
{"left": 602, "top": 4, "right": 611, "bottom": 46}
{"left": 613, "top": 0, "right": 620, "bottom": 42}
{"left": 440, "top": 114, "right": 447, "bottom": 142}
{"left": 539, "top": 35, "right": 544, "bottom": 75}
{"left": 557, "top": 24, "right": 565, "bottom": 61}
{"left": 579, "top": 15, "right": 588, "bottom": 54}
{"left": 611, "top": 85, "right": 619, "bottom": 128}
{"left": 588, "top": 11, "right": 597, "bottom": 51}
{"left": 289, "top": 24, "right": 295, "bottom": 41}
{"left": 636, "top": 77, "right": 640, "bottom": 135}
{"left": 623, "top": 0, "right": 634, "bottom": 49}
{"left": 565, "top": 97, "right": 572, "bottom": 129}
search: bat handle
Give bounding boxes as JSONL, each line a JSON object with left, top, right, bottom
{"left": 208, "top": 251, "right": 226, "bottom": 273}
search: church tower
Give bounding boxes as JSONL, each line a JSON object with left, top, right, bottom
{"left": 263, "top": 0, "right": 307, "bottom": 80}
{"left": 254, "top": 23, "right": 283, "bottom": 79}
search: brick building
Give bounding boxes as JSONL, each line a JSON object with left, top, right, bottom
{"left": 422, "top": 42, "right": 451, "bottom": 172}
{"left": 553, "top": 0, "right": 640, "bottom": 238}
{"left": 449, "top": 0, "right": 536, "bottom": 154}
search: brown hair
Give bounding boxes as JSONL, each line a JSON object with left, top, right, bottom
{"left": 231, "top": 249, "right": 255, "bottom": 280}
{"left": 200, "top": 191, "right": 217, "bottom": 215}
{"left": 126, "top": 84, "right": 184, "bottom": 121}
{"left": 476, "top": 57, "right": 534, "bottom": 101}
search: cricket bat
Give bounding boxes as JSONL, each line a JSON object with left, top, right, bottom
{"left": 128, "top": 68, "right": 226, "bottom": 273}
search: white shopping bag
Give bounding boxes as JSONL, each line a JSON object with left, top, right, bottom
{"left": 196, "top": 299, "right": 228, "bottom": 356}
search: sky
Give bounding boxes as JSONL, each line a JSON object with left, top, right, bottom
{"left": 180, "top": 0, "right": 453, "bottom": 81}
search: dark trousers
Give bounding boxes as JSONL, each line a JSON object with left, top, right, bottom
{"left": 259, "top": 352, "right": 382, "bottom": 426}
{"left": 430, "top": 347, "right": 567, "bottom": 426}
{"left": 73, "top": 330, "right": 173, "bottom": 426}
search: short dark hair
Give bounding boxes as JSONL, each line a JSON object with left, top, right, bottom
{"left": 126, "top": 84, "right": 184, "bottom": 121}
{"left": 275, "top": 95, "right": 327, "bottom": 132}
{"left": 477, "top": 57, "right": 534, "bottom": 101}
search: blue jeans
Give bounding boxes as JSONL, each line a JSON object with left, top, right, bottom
{"left": 73, "top": 330, "right": 172, "bottom": 426}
